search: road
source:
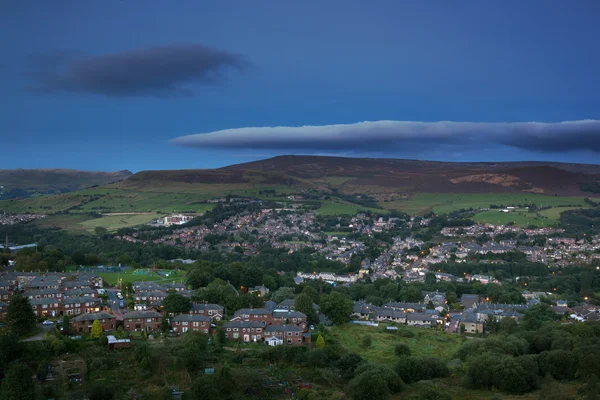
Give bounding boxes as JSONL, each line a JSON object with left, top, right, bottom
{"left": 22, "top": 323, "right": 54, "bottom": 342}
{"left": 106, "top": 288, "right": 125, "bottom": 320}
{"left": 445, "top": 312, "right": 462, "bottom": 333}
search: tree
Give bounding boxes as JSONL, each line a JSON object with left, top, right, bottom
{"left": 316, "top": 334, "right": 325, "bottom": 349}
{"left": 350, "top": 369, "right": 391, "bottom": 400}
{"left": 301, "top": 285, "right": 319, "bottom": 304}
{"left": 62, "top": 315, "right": 70, "bottom": 335}
{"left": 337, "top": 352, "right": 364, "bottom": 379}
{"left": 94, "top": 226, "right": 108, "bottom": 237}
{"left": 0, "top": 362, "right": 35, "bottom": 400}
{"left": 270, "top": 287, "right": 295, "bottom": 304}
{"left": 395, "top": 343, "right": 411, "bottom": 357}
{"left": 90, "top": 320, "right": 103, "bottom": 339}
{"left": 88, "top": 383, "right": 117, "bottom": 400}
{"left": 6, "top": 293, "right": 36, "bottom": 336}
{"left": 294, "top": 293, "right": 318, "bottom": 325}
{"left": 162, "top": 290, "right": 192, "bottom": 315}
{"left": 320, "top": 291, "right": 353, "bottom": 325}
{"left": 499, "top": 317, "right": 518, "bottom": 334}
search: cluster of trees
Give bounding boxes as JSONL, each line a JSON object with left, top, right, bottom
{"left": 435, "top": 259, "right": 549, "bottom": 279}
{"left": 459, "top": 304, "right": 600, "bottom": 395}
{"left": 560, "top": 208, "right": 600, "bottom": 236}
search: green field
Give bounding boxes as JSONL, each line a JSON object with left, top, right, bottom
{"left": 318, "top": 197, "right": 389, "bottom": 216}
{"left": 473, "top": 206, "right": 589, "bottom": 227}
{"left": 473, "top": 209, "right": 552, "bottom": 227}
{"left": 329, "top": 323, "right": 464, "bottom": 365}
{"left": 387, "top": 192, "right": 588, "bottom": 215}
{"left": 34, "top": 213, "right": 163, "bottom": 233}
{"left": 66, "top": 266, "right": 184, "bottom": 286}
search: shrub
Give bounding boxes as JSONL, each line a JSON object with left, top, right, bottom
{"left": 394, "top": 343, "right": 411, "bottom": 357}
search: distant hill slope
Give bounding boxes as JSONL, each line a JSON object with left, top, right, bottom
{"left": 218, "top": 155, "right": 600, "bottom": 197}
{"left": 110, "top": 155, "right": 600, "bottom": 201}
{"left": 0, "top": 169, "right": 132, "bottom": 199}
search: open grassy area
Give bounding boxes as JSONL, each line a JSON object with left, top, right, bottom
{"left": 386, "top": 192, "right": 588, "bottom": 215}
{"left": 33, "top": 213, "right": 163, "bottom": 233}
{"left": 473, "top": 209, "right": 553, "bottom": 227}
{"left": 329, "top": 323, "right": 464, "bottom": 365}
{"left": 66, "top": 266, "right": 184, "bottom": 286}
{"left": 473, "top": 206, "right": 589, "bottom": 227}
{"left": 318, "top": 197, "right": 389, "bottom": 216}
{"left": 78, "top": 213, "right": 162, "bottom": 232}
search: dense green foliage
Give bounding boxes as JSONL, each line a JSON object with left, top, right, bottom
{"left": 6, "top": 293, "right": 37, "bottom": 336}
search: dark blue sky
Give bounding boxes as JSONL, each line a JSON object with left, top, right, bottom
{"left": 2, "top": 1, "right": 599, "bottom": 171}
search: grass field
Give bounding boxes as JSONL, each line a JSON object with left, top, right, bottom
{"left": 386, "top": 192, "right": 588, "bottom": 215}
{"left": 66, "top": 266, "right": 185, "bottom": 286}
{"left": 34, "top": 213, "right": 163, "bottom": 233}
{"left": 329, "top": 323, "right": 464, "bottom": 365}
{"left": 473, "top": 206, "right": 589, "bottom": 227}
{"left": 318, "top": 197, "right": 389, "bottom": 216}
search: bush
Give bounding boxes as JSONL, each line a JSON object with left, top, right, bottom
{"left": 395, "top": 356, "right": 449, "bottom": 384}
{"left": 362, "top": 335, "right": 372, "bottom": 348}
{"left": 307, "top": 348, "right": 328, "bottom": 367}
{"left": 394, "top": 343, "right": 411, "bottom": 357}
{"left": 337, "top": 352, "right": 365, "bottom": 379}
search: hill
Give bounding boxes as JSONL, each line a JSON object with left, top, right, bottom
{"left": 0, "top": 169, "right": 132, "bottom": 199}
{"left": 222, "top": 155, "right": 600, "bottom": 197}
{"left": 2, "top": 156, "right": 599, "bottom": 232}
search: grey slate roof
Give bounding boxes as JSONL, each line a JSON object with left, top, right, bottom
{"left": 173, "top": 314, "right": 211, "bottom": 323}
{"left": 223, "top": 321, "right": 265, "bottom": 329}
{"left": 123, "top": 311, "right": 161, "bottom": 319}
{"left": 265, "top": 324, "right": 303, "bottom": 333}
{"left": 72, "top": 312, "right": 115, "bottom": 322}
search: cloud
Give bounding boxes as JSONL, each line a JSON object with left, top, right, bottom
{"left": 31, "top": 44, "right": 245, "bottom": 97}
{"left": 171, "top": 120, "right": 600, "bottom": 154}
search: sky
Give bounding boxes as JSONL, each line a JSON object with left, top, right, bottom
{"left": 1, "top": 0, "right": 600, "bottom": 172}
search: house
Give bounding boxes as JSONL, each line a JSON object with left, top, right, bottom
{"left": 406, "top": 313, "right": 440, "bottom": 328}
{"left": 26, "top": 276, "right": 61, "bottom": 290}
{"left": 231, "top": 308, "right": 272, "bottom": 324}
{"left": 422, "top": 291, "right": 447, "bottom": 306}
{"left": 248, "top": 285, "right": 270, "bottom": 297}
{"left": 161, "top": 283, "right": 187, "bottom": 293}
{"left": 373, "top": 308, "right": 407, "bottom": 324}
{"left": 63, "top": 288, "right": 97, "bottom": 299}
{"left": 30, "top": 297, "right": 61, "bottom": 318}
{"left": 461, "top": 313, "right": 483, "bottom": 333}
{"left": 63, "top": 296, "right": 101, "bottom": 316}
{"left": 264, "top": 325, "right": 306, "bottom": 345}
{"left": 132, "top": 281, "right": 162, "bottom": 292}
{"left": 123, "top": 310, "right": 162, "bottom": 332}
{"left": 134, "top": 290, "right": 167, "bottom": 306}
{"left": 189, "top": 303, "right": 224, "bottom": 320}
{"left": 271, "top": 311, "right": 307, "bottom": 327}
{"left": 23, "top": 288, "right": 62, "bottom": 300}
{"left": 171, "top": 314, "right": 211, "bottom": 335}
{"left": 222, "top": 321, "right": 264, "bottom": 342}
{"left": 277, "top": 299, "right": 296, "bottom": 311}
{"left": 460, "top": 294, "right": 481, "bottom": 309}
{"left": 71, "top": 312, "right": 116, "bottom": 333}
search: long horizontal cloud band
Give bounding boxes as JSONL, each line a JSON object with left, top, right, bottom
{"left": 171, "top": 120, "right": 600, "bottom": 153}
{"left": 31, "top": 44, "right": 245, "bottom": 97}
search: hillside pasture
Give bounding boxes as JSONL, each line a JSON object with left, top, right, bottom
{"left": 317, "top": 197, "right": 388, "bottom": 216}
{"left": 329, "top": 323, "right": 464, "bottom": 365}
{"left": 385, "top": 192, "right": 588, "bottom": 215}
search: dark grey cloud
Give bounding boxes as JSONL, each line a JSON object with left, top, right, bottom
{"left": 31, "top": 44, "right": 245, "bottom": 97}
{"left": 171, "top": 120, "right": 600, "bottom": 153}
